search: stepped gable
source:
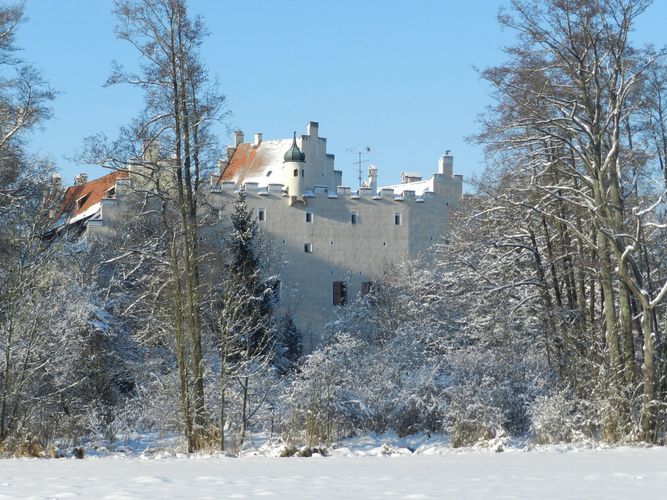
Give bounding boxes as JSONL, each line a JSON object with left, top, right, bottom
{"left": 59, "top": 170, "right": 129, "bottom": 220}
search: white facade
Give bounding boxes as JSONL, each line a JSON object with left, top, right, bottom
{"left": 213, "top": 122, "right": 463, "bottom": 349}
{"left": 58, "top": 121, "right": 463, "bottom": 350}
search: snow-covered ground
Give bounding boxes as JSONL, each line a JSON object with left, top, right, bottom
{"left": 2, "top": 444, "right": 667, "bottom": 499}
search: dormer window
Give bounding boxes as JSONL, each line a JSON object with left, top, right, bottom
{"left": 106, "top": 186, "right": 116, "bottom": 199}
{"left": 76, "top": 193, "right": 90, "bottom": 210}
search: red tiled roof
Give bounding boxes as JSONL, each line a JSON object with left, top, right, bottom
{"left": 217, "top": 139, "right": 291, "bottom": 186}
{"left": 58, "top": 170, "right": 129, "bottom": 220}
{"left": 219, "top": 143, "right": 258, "bottom": 184}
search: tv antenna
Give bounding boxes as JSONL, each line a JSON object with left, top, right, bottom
{"left": 346, "top": 146, "right": 372, "bottom": 187}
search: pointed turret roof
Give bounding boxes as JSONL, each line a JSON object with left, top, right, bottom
{"left": 283, "top": 132, "right": 305, "bottom": 163}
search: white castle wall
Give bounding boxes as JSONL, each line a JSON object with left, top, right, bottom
{"left": 210, "top": 172, "right": 461, "bottom": 350}
{"left": 75, "top": 121, "right": 463, "bottom": 351}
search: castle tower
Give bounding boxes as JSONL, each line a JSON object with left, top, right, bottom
{"left": 283, "top": 132, "right": 306, "bottom": 206}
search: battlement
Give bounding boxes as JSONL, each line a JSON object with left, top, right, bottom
{"left": 210, "top": 181, "right": 444, "bottom": 204}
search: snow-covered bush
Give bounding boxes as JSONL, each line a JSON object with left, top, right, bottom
{"left": 283, "top": 334, "right": 370, "bottom": 445}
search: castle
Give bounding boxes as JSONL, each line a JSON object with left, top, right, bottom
{"left": 55, "top": 121, "right": 463, "bottom": 348}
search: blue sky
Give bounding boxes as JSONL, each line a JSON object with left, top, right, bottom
{"left": 15, "top": 0, "right": 667, "bottom": 188}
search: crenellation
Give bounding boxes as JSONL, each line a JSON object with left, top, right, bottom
{"left": 61, "top": 121, "right": 463, "bottom": 351}
{"left": 213, "top": 183, "right": 451, "bottom": 207}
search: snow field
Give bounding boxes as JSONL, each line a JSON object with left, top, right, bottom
{"left": 1, "top": 447, "right": 667, "bottom": 499}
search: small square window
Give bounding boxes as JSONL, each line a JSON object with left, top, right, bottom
{"left": 306, "top": 212, "right": 313, "bottom": 223}
{"left": 257, "top": 208, "right": 266, "bottom": 221}
{"left": 304, "top": 243, "right": 313, "bottom": 253}
{"left": 350, "top": 211, "right": 358, "bottom": 224}
{"left": 394, "top": 212, "right": 401, "bottom": 225}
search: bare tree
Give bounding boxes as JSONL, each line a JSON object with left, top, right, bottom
{"left": 473, "top": 0, "right": 667, "bottom": 440}
{"left": 85, "top": 0, "right": 227, "bottom": 452}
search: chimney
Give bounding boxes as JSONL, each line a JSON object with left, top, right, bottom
{"left": 74, "top": 173, "right": 88, "bottom": 185}
{"left": 367, "top": 164, "right": 378, "bottom": 193}
{"left": 438, "top": 152, "right": 454, "bottom": 177}
{"left": 51, "top": 173, "right": 62, "bottom": 189}
{"left": 234, "top": 130, "right": 244, "bottom": 147}
{"left": 306, "top": 121, "right": 319, "bottom": 138}
{"left": 253, "top": 132, "right": 262, "bottom": 147}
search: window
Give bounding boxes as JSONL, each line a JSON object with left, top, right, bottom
{"left": 333, "top": 281, "right": 347, "bottom": 306}
{"left": 350, "top": 211, "right": 358, "bottom": 224}
{"left": 305, "top": 212, "right": 313, "bottom": 223}
{"left": 268, "top": 278, "right": 280, "bottom": 304}
{"left": 394, "top": 212, "right": 402, "bottom": 225}
{"left": 76, "top": 193, "right": 90, "bottom": 210}
{"left": 266, "top": 170, "right": 272, "bottom": 177}
{"left": 304, "top": 243, "right": 313, "bottom": 253}
{"left": 301, "top": 169, "right": 305, "bottom": 178}
{"left": 362, "top": 281, "right": 373, "bottom": 296}
{"left": 257, "top": 208, "right": 266, "bottom": 222}
{"left": 106, "top": 186, "right": 116, "bottom": 198}
{"left": 293, "top": 169, "right": 298, "bottom": 177}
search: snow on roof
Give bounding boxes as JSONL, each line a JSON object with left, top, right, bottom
{"left": 218, "top": 139, "right": 293, "bottom": 187}
{"left": 58, "top": 170, "right": 129, "bottom": 223}
{"left": 380, "top": 176, "right": 435, "bottom": 196}
{"left": 68, "top": 202, "right": 102, "bottom": 225}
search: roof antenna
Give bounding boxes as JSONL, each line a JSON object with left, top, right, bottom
{"left": 346, "top": 145, "right": 372, "bottom": 188}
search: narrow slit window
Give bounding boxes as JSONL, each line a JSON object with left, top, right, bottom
{"left": 269, "top": 279, "right": 280, "bottom": 304}
{"left": 350, "top": 211, "right": 358, "bottom": 224}
{"left": 305, "top": 212, "right": 313, "bottom": 223}
{"left": 362, "top": 281, "right": 373, "bottom": 296}
{"left": 257, "top": 208, "right": 266, "bottom": 222}
{"left": 394, "top": 212, "right": 401, "bottom": 225}
{"left": 293, "top": 169, "right": 298, "bottom": 177}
